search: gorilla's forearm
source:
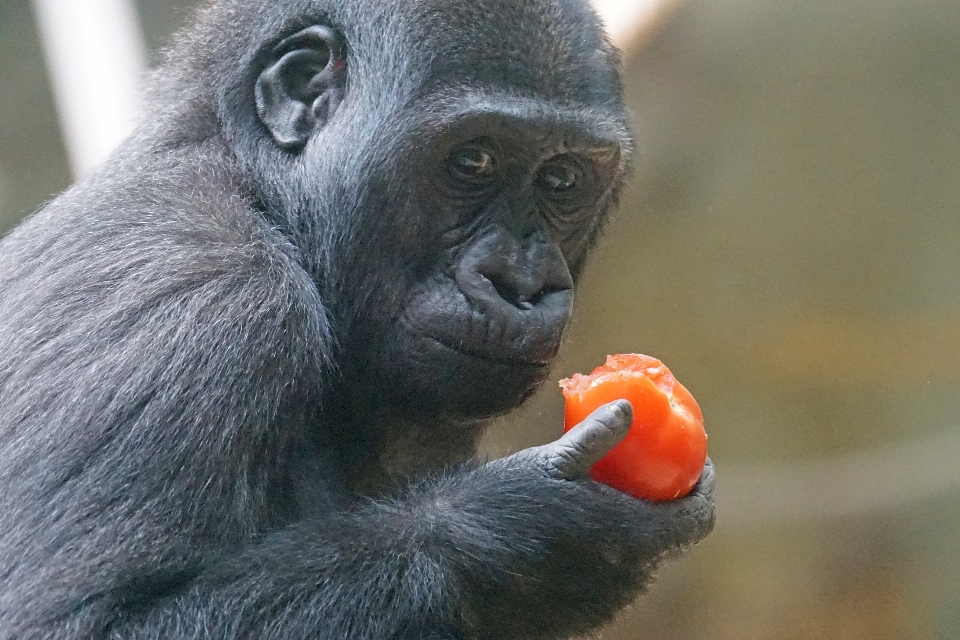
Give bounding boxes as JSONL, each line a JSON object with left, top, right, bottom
{"left": 113, "top": 466, "right": 676, "bottom": 640}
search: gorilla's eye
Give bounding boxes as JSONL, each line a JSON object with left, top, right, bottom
{"left": 449, "top": 145, "right": 497, "bottom": 183}
{"left": 536, "top": 157, "right": 581, "bottom": 194}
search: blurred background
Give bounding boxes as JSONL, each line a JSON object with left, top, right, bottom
{"left": 1, "top": 0, "right": 958, "bottom": 638}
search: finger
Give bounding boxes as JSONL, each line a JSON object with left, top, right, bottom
{"left": 691, "top": 457, "right": 716, "bottom": 499}
{"left": 650, "top": 457, "right": 716, "bottom": 546}
{"left": 547, "top": 400, "right": 633, "bottom": 477}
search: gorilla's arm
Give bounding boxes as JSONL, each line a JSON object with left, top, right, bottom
{"left": 116, "top": 422, "right": 714, "bottom": 640}
{"left": 0, "top": 159, "right": 329, "bottom": 637}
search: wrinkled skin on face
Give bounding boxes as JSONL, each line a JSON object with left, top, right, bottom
{"left": 366, "top": 113, "right": 627, "bottom": 420}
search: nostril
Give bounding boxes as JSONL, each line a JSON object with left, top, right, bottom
{"left": 482, "top": 271, "right": 540, "bottom": 311}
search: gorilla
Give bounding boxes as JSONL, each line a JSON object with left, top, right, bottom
{"left": 0, "top": 0, "right": 715, "bottom": 638}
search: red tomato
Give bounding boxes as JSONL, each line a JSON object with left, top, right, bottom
{"left": 560, "top": 354, "right": 707, "bottom": 502}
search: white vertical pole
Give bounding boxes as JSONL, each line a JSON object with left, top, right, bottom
{"left": 30, "top": 0, "right": 148, "bottom": 180}
{"left": 590, "top": 0, "right": 683, "bottom": 52}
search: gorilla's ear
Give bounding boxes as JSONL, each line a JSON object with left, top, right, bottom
{"left": 255, "top": 25, "right": 347, "bottom": 150}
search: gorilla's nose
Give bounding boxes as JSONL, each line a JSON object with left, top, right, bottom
{"left": 455, "top": 226, "right": 574, "bottom": 350}
{"left": 478, "top": 250, "right": 566, "bottom": 311}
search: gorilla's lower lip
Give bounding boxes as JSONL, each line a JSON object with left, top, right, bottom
{"left": 426, "top": 336, "right": 553, "bottom": 368}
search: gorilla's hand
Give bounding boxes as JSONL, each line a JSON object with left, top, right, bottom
{"left": 453, "top": 401, "right": 715, "bottom": 637}
{"left": 495, "top": 399, "right": 715, "bottom": 548}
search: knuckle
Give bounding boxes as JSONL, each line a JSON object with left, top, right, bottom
{"left": 681, "top": 491, "right": 717, "bottom": 543}
{"left": 543, "top": 441, "right": 587, "bottom": 479}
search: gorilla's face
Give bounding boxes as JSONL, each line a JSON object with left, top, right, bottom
{"left": 354, "top": 104, "right": 627, "bottom": 421}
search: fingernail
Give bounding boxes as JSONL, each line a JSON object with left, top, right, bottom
{"left": 611, "top": 399, "right": 633, "bottom": 418}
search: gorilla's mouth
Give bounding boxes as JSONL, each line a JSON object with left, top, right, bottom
{"left": 401, "top": 272, "right": 572, "bottom": 372}
{"left": 425, "top": 333, "right": 555, "bottom": 368}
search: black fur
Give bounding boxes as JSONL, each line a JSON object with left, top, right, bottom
{"left": 0, "top": 1, "right": 715, "bottom": 638}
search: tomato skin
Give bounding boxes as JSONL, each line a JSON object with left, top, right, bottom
{"left": 560, "top": 354, "right": 707, "bottom": 502}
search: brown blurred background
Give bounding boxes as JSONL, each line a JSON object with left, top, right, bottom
{"left": 1, "top": 0, "right": 958, "bottom": 638}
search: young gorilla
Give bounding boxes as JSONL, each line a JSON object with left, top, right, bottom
{"left": 0, "top": 0, "right": 715, "bottom": 638}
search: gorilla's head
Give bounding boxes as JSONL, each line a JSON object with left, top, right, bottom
{"left": 174, "top": 0, "right": 632, "bottom": 421}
